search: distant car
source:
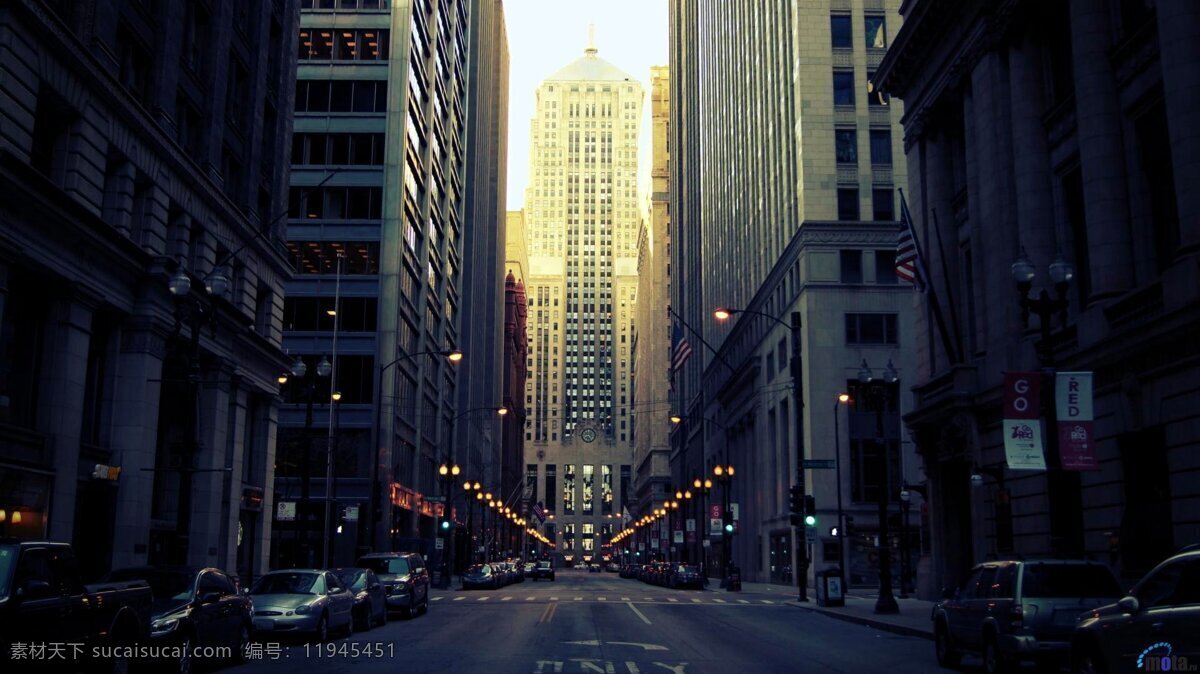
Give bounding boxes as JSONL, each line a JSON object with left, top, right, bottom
{"left": 334, "top": 568, "right": 387, "bottom": 631}
{"left": 619, "top": 564, "right": 638, "bottom": 579}
{"left": 250, "top": 570, "right": 354, "bottom": 642}
{"left": 589, "top": 563, "right": 602, "bottom": 573}
{"left": 357, "top": 552, "right": 430, "bottom": 618}
{"left": 668, "top": 564, "right": 704, "bottom": 589}
{"left": 105, "top": 566, "right": 250, "bottom": 671}
{"left": 1071, "top": 546, "right": 1200, "bottom": 674}
{"left": 509, "top": 562, "right": 525, "bottom": 584}
{"left": 606, "top": 562, "right": 621, "bottom": 573}
{"left": 462, "top": 564, "right": 501, "bottom": 590}
{"left": 933, "top": 559, "right": 1123, "bottom": 673}
{"left": 574, "top": 562, "right": 588, "bottom": 570}
{"left": 532, "top": 560, "right": 555, "bottom": 581}
{"left": 524, "top": 563, "right": 537, "bottom": 578}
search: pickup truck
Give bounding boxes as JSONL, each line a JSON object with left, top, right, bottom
{"left": 0, "top": 540, "right": 152, "bottom": 672}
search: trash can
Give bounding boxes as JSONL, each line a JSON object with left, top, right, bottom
{"left": 815, "top": 567, "right": 844, "bottom": 607}
{"left": 726, "top": 566, "right": 742, "bottom": 592}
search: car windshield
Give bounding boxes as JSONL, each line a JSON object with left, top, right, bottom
{"left": 537, "top": 561, "right": 551, "bottom": 568}
{"left": 336, "top": 569, "right": 366, "bottom": 591}
{"left": 360, "top": 557, "right": 411, "bottom": 578}
{"left": 0, "top": 544, "right": 16, "bottom": 600}
{"left": 1022, "top": 564, "right": 1122, "bottom": 598}
{"left": 676, "top": 565, "right": 699, "bottom": 573}
{"left": 106, "top": 568, "right": 194, "bottom": 610}
{"left": 468, "top": 565, "right": 491, "bottom": 575}
{"left": 251, "top": 572, "right": 320, "bottom": 595}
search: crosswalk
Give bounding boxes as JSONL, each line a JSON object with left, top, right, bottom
{"left": 430, "top": 594, "right": 782, "bottom": 606}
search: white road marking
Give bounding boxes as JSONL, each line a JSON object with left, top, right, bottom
{"left": 598, "top": 596, "right": 607, "bottom": 601}
{"left": 432, "top": 596, "right": 445, "bottom": 601}
{"left": 621, "top": 597, "right": 630, "bottom": 601}
{"left": 501, "top": 596, "right": 513, "bottom": 601}
{"left": 550, "top": 596, "right": 559, "bottom": 601}
{"left": 690, "top": 598, "right": 702, "bottom": 603}
{"left": 575, "top": 596, "right": 584, "bottom": 601}
{"left": 526, "top": 596, "right": 537, "bottom": 601}
{"left": 737, "top": 600, "right": 749, "bottom": 604}
{"left": 667, "top": 598, "right": 678, "bottom": 603}
{"left": 713, "top": 599, "right": 726, "bottom": 604}
{"left": 453, "top": 596, "right": 466, "bottom": 601}
{"left": 626, "top": 601, "right": 652, "bottom": 625}
{"left": 760, "top": 600, "right": 773, "bottom": 604}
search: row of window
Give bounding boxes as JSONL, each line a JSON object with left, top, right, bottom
{"left": 300, "top": 0, "right": 389, "bottom": 9}
{"left": 286, "top": 241, "right": 380, "bottom": 275}
{"left": 298, "top": 29, "right": 389, "bottom": 61}
{"left": 840, "top": 249, "right": 898, "bottom": 285}
{"left": 292, "top": 133, "right": 386, "bottom": 166}
{"left": 830, "top": 14, "right": 887, "bottom": 50}
{"left": 287, "top": 186, "right": 383, "bottom": 220}
{"left": 845, "top": 313, "right": 899, "bottom": 345}
{"left": 280, "top": 354, "right": 376, "bottom": 404}
{"left": 295, "top": 80, "right": 388, "bottom": 113}
{"left": 835, "top": 129, "right": 892, "bottom": 165}
{"left": 838, "top": 187, "right": 895, "bottom": 222}
{"left": 283, "top": 296, "right": 379, "bottom": 332}
{"left": 834, "top": 70, "right": 889, "bottom": 107}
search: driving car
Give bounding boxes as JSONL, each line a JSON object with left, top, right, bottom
{"left": 589, "top": 562, "right": 602, "bottom": 573}
{"left": 1071, "top": 545, "right": 1200, "bottom": 674}
{"left": 668, "top": 564, "right": 704, "bottom": 589}
{"left": 532, "top": 560, "right": 555, "bottom": 581}
{"left": 933, "top": 559, "right": 1123, "bottom": 673}
{"left": 334, "top": 567, "right": 387, "bottom": 631}
{"left": 104, "top": 566, "right": 250, "bottom": 672}
{"left": 462, "top": 564, "right": 502, "bottom": 589}
{"left": 524, "top": 562, "right": 537, "bottom": 578}
{"left": 357, "top": 552, "right": 430, "bottom": 618}
{"left": 250, "top": 569, "right": 354, "bottom": 642}
{"left": 508, "top": 561, "right": 525, "bottom": 583}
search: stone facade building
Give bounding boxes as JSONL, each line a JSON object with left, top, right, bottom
{"left": 877, "top": 0, "right": 1200, "bottom": 592}
{"left": 669, "top": 0, "right": 923, "bottom": 589}
{"left": 0, "top": 0, "right": 299, "bottom": 582}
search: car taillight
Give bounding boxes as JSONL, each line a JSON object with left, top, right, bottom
{"left": 1008, "top": 605, "right": 1024, "bottom": 628}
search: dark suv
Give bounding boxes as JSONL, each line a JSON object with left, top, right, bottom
{"left": 356, "top": 552, "right": 430, "bottom": 618}
{"left": 933, "top": 559, "right": 1123, "bottom": 673}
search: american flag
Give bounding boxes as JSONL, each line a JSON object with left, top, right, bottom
{"left": 671, "top": 324, "right": 693, "bottom": 373}
{"left": 896, "top": 190, "right": 929, "bottom": 292}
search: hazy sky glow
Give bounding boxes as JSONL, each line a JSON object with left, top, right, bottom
{"left": 502, "top": 0, "right": 669, "bottom": 210}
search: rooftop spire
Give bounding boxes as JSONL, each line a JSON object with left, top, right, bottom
{"left": 585, "top": 21, "right": 597, "bottom": 56}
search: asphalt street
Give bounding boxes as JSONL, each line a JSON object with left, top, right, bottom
{"left": 230, "top": 569, "right": 949, "bottom": 674}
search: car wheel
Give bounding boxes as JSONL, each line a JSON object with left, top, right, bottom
{"left": 344, "top": 610, "right": 355, "bottom": 637}
{"left": 934, "top": 621, "right": 960, "bottom": 669}
{"left": 983, "top": 634, "right": 1011, "bottom": 674}
{"left": 1072, "top": 642, "right": 1107, "bottom": 674}
{"left": 316, "top": 614, "right": 329, "bottom": 643}
{"left": 376, "top": 602, "right": 387, "bottom": 627}
{"left": 421, "top": 592, "right": 430, "bottom": 614}
{"left": 405, "top": 593, "right": 416, "bottom": 618}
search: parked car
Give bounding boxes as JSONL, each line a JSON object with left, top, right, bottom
{"left": 574, "top": 561, "right": 588, "bottom": 570}
{"left": 524, "top": 563, "right": 537, "bottom": 578}
{"left": 532, "top": 560, "right": 555, "bottom": 581}
{"left": 249, "top": 569, "right": 354, "bottom": 642}
{"left": 1071, "top": 545, "right": 1200, "bottom": 674}
{"left": 105, "top": 565, "right": 251, "bottom": 671}
{"left": 334, "top": 567, "right": 387, "bottom": 631}
{"left": 357, "top": 552, "right": 430, "bottom": 618}
{"left": 933, "top": 559, "right": 1123, "bottom": 673}
{"left": 589, "top": 563, "right": 602, "bottom": 573}
{"left": 606, "top": 562, "right": 621, "bottom": 573}
{"left": 508, "top": 562, "right": 525, "bottom": 584}
{"left": 668, "top": 564, "right": 704, "bottom": 589}
{"left": 462, "top": 564, "right": 502, "bottom": 590}
{"left": 619, "top": 564, "right": 638, "bottom": 579}
{"left": 0, "top": 541, "right": 152, "bottom": 672}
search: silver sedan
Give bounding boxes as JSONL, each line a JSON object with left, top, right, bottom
{"left": 249, "top": 569, "right": 355, "bottom": 642}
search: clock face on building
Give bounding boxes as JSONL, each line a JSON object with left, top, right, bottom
{"left": 580, "top": 428, "right": 597, "bottom": 443}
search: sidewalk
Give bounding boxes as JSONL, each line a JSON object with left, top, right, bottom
{"left": 712, "top": 581, "right": 934, "bottom": 640}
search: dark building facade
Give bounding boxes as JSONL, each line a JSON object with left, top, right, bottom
{"left": 877, "top": 0, "right": 1200, "bottom": 594}
{"left": 0, "top": 0, "right": 299, "bottom": 582}
{"left": 501, "top": 270, "right": 527, "bottom": 551}
{"left": 275, "top": 0, "right": 472, "bottom": 568}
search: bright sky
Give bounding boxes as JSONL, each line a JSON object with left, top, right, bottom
{"left": 502, "top": 0, "right": 669, "bottom": 210}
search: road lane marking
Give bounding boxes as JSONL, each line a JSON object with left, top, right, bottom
{"left": 550, "top": 596, "right": 560, "bottom": 601}
{"left": 538, "top": 600, "right": 558, "bottom": 624}
{"left": 737, "top": 599, "right": 749, "bottom": 604}
{"left": 432, "top": 596, "right": 445, "bottom": 601}
{"left": 501, "top": 596, "right": 513, "bottom": 601}
{"left": 713, "top": 599, "right": 726, "bottom": 603}
{"left": 526, "top": 596, "right": 537, "bottom": 601}
{"left": 598, "top": 596, "right": 607, "bottom": 601}
{"left": 478, "top": 596, "right": 490, "bottom": 601}
{"left": 644, "top": 597, "right": 654, "bottom": 601}
{"left": 621, "top": 597, "right": 630, "bottom": 601}
{"left": 575, "top": 596, "right": 583, "bottom": 601}
{"left": 626, "top": 601, "right": 652, "bottom": 625}
{"left": 667, "top": 598, "right": 678, "bottom": 603}
{"left": 690, "top": 598, "right": 702, "bottom": 603}
{"left": 453, "top": 596, "right": 466, "bottom": 601}
{"left": 760, "top": 600, "right": 773, "bottom": 604}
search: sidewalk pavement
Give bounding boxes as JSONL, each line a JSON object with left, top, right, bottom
{"left": 710, "top": 581, "right": 935, "bottom": 640}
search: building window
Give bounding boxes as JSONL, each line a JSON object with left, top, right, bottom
{"left": 830, "top": 15, "right": 852, "bottom": 49}
{"left": 867, "top": 72, "right": 889, "bottom": 107}
{"left": 870, "top": 130, "right": 892, "bottom": 165}
{"left": 563, "top": 464, "right": 575, "bottom": 514}
{"left": 835, "top": 129, "right": 857, "bottom": 164}
{"left": 850, "top": 438, "right": 900, "bottom": 504}
{"left": 874, "top": 250, "right": 898, "bottom": 285}
{"left": 864, "top": 15, "right": 887, "bottom": 49}
{"left": 286, "top": 241, "right": 381, "bottom": 275}
{"left": 840, "top": 250, "right": 863, "bottom": 284}
{"left": 837, "top": 188, "right": 859, "bottom": 221}
{"left": 833, "top": 71, "right": 856, "bottom": 106}
{"left": 283, "top": 296, "right": 378, "bottom": 332}
{"left": 526, "top": 464, "right": 537, "bottom": 500}
{"left": 545, "top": 465, "right": 556, "bottom": 511}
{"left": 872, "top": 189, "right": 895, "bottom": 221}
{"left": 620, "top": 465, "right": 630, "bottom": 509}
{"left": 602, "top": 464, "right": 613, "bottom": 514}
{"left": 845, "top": 313, "right": 899, "bottom": 345}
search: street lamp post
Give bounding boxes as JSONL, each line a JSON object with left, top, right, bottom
{"left": 714, "top": 307, "right": 808, "bottom": 601}
{"left": 436, "top": 462, "right": 460, "bottom": 588}
{"left": 1011, "top": 249, "right": 1081, "bottom": 555}
{"left": 369, "top": 349, "right": 463, "bottom": 552}
{"left": 858, "top": 358, "right": 900, "bottom": 614}
{"left": 898, "top": 488, "right": 911, "bottom": 598}
{"left": 692, "top": 476, "right": 712, "bottom": 581}
{"left": 288, "top": 355, "right": 332, "bottom": 566}
{"left": 713, "top": 464, "right": 735, "bottom": 586}
{"left": 833, "top": 392, "right": 850, "bottom": 589}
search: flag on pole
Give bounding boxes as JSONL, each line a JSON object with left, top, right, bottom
{"left": 622, "top": 506, "right": 632, "bottom": 525}
{"left": 671, "top": 324, "right": 693, "bottom": 373}
{"left": 897, "top": 190, "right": 930, "bottom": 292}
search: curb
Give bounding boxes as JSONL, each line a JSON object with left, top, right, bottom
{"left": 789, "top": 603, "right": 934, "bottom": 641}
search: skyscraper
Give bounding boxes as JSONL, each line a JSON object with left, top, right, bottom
{"left": 516, "top": 31, "right": 642, "bottom": 562}
{"left": 278, "top": 0, "right": 472, "bottom": 566}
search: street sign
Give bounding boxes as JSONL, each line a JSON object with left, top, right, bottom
{"left": 674, "top": 531, "right": 683, "bottom": 544}
{"left": 702, "top": 539, "right": 711, "bottom": 548}
{"left": 343, "top": 505, "right": 359, "bottom": 521}
{"left": 802, "top": 459, "right": 836, "bottom": 469}
{"left": 805, "top": 527, "right": 818, "bottom": 545}
{"left": 709, "top": 504, "right": 722, "bottom": 519}
{"left": 424, "top": 495, "right": 446, "bottom": 503}
{"left": 709, "top": 517, "right": 722, "bottom": 536}
{"left": 686, "top": 518, "right": 695, "bottom": 532}
{"left": 731, "top": 503, "right": 739, "bottom": 521}
{"left": 275, "top": 501, "right": 296, "bottom": 521}
{"left": 435, "top": 537, "right": 444, "bottom": 550}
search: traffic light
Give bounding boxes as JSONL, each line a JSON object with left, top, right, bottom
{"left": 789, "top": 485, "right": 804, "bottom": 515}
{"left": 802, "top": 495, "right": 817, "bottom": 527}
{"left": 722, "top": 511, "right": 734, "bottom": 534}
{"left": 440, "top": 519, "right": 451, "bottom": 531}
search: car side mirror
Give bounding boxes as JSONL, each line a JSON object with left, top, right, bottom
{"left": 241, "top": 588, "right": 250, "bottom": 596}
{"left": 941, "top": 585, "right": 956, "bottom": 600}
{"left": 199, "top": 591, "right": 221, "bottom": 605}
{"left": 1117, "top": 596, "right": 1139, "bottom": 614}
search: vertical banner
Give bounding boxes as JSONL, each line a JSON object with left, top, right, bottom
{"left": 1002, "top": 372, "right": 1047, "bottom": 470}
{"left": 1056, "top": 372, "right": 1098, "bottom": 471}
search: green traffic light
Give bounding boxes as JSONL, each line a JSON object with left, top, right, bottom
{"left": 804, "top": 514, "right": 817, "bottom": 527}
{"left": 441, "top": 520, "right": 450, "bottom": 530}
{"left": 724, "top": 523, "right": 734, "bottom": 533}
